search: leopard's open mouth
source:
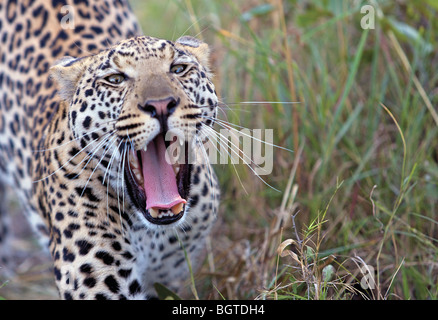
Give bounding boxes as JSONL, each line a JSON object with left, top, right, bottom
{"left": 125, "top": 134, "right": 191, "bottom": 225}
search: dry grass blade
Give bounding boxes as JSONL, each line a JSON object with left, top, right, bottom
{"left": 277, "top": 239, "right": 300, "bottom": 263}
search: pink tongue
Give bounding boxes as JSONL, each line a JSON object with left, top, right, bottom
{"left": 141, "top": 135, "right": 186, "bottom": 210}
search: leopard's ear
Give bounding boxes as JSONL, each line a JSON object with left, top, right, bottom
{"left": 176, "top": 36, "right": 210, "bottom": 68}
{"left": 50, "top": 56, "right": 88, "bottom": 103}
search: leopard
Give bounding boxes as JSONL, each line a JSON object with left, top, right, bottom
{"left": 0, "top": 0, "right": 220, "bottom": 299}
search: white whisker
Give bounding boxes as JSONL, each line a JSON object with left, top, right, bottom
{"left": 226, "top": 101, "right": 301, "bottom": 105}
{"left": 32, "top": 120, "right": 117, "bottom": 153}
{"left": 33, "top": 131, "right": 113, "bottom": 183}
{"left": 74, "top": 132, "right": 117, "bottom": 181}
{"left": 201, "top": 124, "right": 280, "bottom": 192}
{"left": 105, "top": 138, "right": 119, "bottom": 224}
{"left": 116, "top": 139, "right": 125, "bottom": 231}
{"left": 204, "top": 116, "right": 293, "bottom": 152}
{"left": 121, "top": 143, "right": 128, "bottom": 219}
{"left": 198, "top": 128, "right": 249, "bottom": 194}
{"left": 80, "top": 135, "right": 118, "bottom": 198}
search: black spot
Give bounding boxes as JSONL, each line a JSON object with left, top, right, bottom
{"left": 90, "top": 25, "right": 103, "bottom": 34}
{"left": 80, "top": 101, "right": 88, "bottom": 112}
{"left": 95, "top": 293, "right": 108, "bottom": 300}
{"left": 51, "top": 45, "right": 62, "bottom": 58}
{"left": 6, "top": 0, "right": 17, "bottom": 23}
{"left": 87, "top": 43, "right": 97, "bottom": 52}
{"left": 189, "top": 194, "right": 199, "bottom": 208}
{"left": 80, "top": 263, "right": 93, "bottom": 274}
{"left": 71, "top": 110, "right": 77, "bottom": 127}
{"left": 65, "top": 173, "right": 79, "bottom": 180}
{"left": 76, "top": 239, "right": 93, "bottom": 255}
{"left": 121, "top": 251, "right": 133, "bottom": 260}
{"left": 84, "top": 88, "right": 93, "bottom": 97}
{"left": 68, "top": 223, "right": 80, "bottom": 231}
{"left": 192, "top": 173, "right": 200, "bottom": 185}
{"left": 95, "top": 250, "right": 114, "bottom": 265}
{"left": 62, "top": 247, "right": 75, "bottom": 262}
{"left": 73, "top": 0, "right": 87, "bottom": 5}
{"left": 67, "top": 209, "right": 78, "bottom": 217}
{"left": 118, "top": 269, "right": 132, "bottom": 278}
{"left": 82, "top": 115, "right": 92, "bottom": 129}
{"left": 51, "top": 0, "right": 68, "bottom": 8}
{"left": 55, "top": 211, "right": 64, "bottom": 221}
{"left": 63, "top": 229, "right": 73, "bottom": 239}
{"left": 37, "top": 30, "right": 50, "bottom": 47}
{"left": 202, "top": 183, "right": 209, "bottom": 196}
{"left": 83, "top": 277, "right": 97, "bottom": 288}
{"left": 129, "top": 280, "right": 141, "bottom": 296}
{"left": 104, "top": 275, "right": 120, "bottom": 293}
{"left": 75, "top": 186, "right": 99, "bottom": 202}
{"left": 111, "top": 241, "right": 122, "bottom": 251}
{"left": 64, "top": 223, "right": 80, "bottom": 238}
{"left": 64, "top": 292, "right": 73, "bottom": 300}
{"left": 173, "top": 257, "right": 185, "bottom": 268}
{"left": 54, "top": 267, "right": 62, "bottom": 281}
{"left": 68, "top": 147, "right": 80, "bottom": 158}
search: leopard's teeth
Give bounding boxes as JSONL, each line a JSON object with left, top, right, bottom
{"left": 132, "top": 167, "right": 143, "bottom": 185}
{"left": 129, "top": 151, "right": 140, "bottom": 169}
{"left": 129, "top": 151, "right": 143, "bottom": 185}
{"left": 171, "top": 202, "right": 184, "bottom": 214}
{"left": 173, "top": 165, "right": 180, "bottom": 175}
{"left": 149, "top": 208, "right": 159, "bottom": 218}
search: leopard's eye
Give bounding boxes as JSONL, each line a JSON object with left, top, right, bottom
{"left": 170, "top": 64, "right": 188, "bottom": 74}
{"left": 105, "top": 74, "right": 125, "bottom": 84}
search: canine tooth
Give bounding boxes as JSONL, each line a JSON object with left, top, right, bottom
{"left": 173, "top": 165, "right": 180, "bottom": 175}
{"left": 131, "top": 167, "right": 143, "bottom": 184}
{"left": 135, "top": 173, "right": 143, "bottom": 184}
{"left": 171, "top": 203, "right": 184, "bottom": 215}
{"left": 149, "top": 208, "right": 159, "bottom": 218}
{"left": 131, "top": 161, "right": 139, "bottom": 170}
{"left": 129, "top": 155, "right": 140, "bottom": 169}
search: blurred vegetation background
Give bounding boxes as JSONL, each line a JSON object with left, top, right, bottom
{"left": 1, "top": 0, "right": 437, "bottom": 300}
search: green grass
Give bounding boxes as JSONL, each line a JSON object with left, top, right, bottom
{"left": 131, "top": 0, "right": 438, "bottom": 300}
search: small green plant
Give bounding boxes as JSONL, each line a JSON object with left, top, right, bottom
{"left": 0, "top": 280, "right": 9, "bottom": 300}
{"left": 262, "top": 180, "right": 361, "bottom": 300}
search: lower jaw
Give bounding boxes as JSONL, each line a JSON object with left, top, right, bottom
{"left": 143, "top": 205, "right": 185, "bottom": 225}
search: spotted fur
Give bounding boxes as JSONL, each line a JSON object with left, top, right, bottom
{"left": 0, "top": 0, "right": 219, "bottom": 299}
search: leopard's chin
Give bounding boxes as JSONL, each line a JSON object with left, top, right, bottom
{"left": 124, "top": 134, "right": 192, "bottom": 226}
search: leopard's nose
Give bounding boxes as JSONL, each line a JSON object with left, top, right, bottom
{"left": 138, "top": 97, "right": 180, "bottom": 130}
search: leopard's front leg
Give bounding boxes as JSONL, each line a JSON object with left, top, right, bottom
{"left": 51, "top": 235, "right": 147, "bottom": 300}
{"left": 36, "top": 141, "right": 151, "bottom": 300}
{"left": 47, "top": 192, "right": 151, "bottom": 300}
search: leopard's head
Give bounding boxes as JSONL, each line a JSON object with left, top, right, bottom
{"left": 50, "top": 36, "right": 218, "bottom": 228}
